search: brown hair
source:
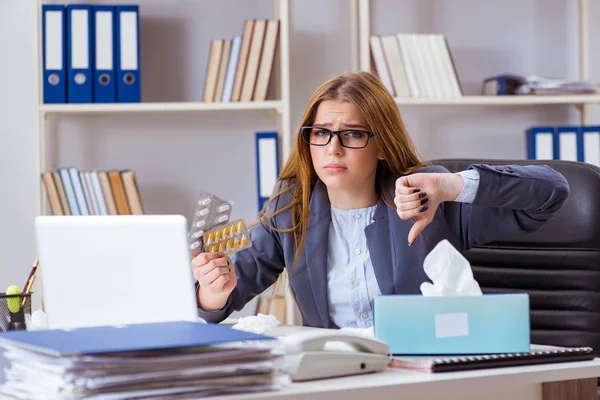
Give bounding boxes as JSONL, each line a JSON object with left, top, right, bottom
{"left": 259, "top": 71, "right": 428, "bottom": 268}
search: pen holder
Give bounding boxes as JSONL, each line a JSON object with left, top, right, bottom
{"left": 0, "top": 293, "right": 32, "bottom": 331}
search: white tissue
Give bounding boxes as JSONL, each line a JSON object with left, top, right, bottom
{"left": 339, "top": 326, "right": 374, "bottom": 338}
{"left": 419, "top": 239, "right": 482, "bottom": 296}
{"left": 232, "top": 313, "right": 281, "bottom": 334}
{"left": 29, "top": 310, "right": 48, "bottom": 330}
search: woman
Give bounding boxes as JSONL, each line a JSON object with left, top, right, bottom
{"left": 192, "top": 72, "right": 569, "bottom": 329}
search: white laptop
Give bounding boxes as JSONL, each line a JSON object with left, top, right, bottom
{"left": 34, "top": 215, "right": 200, "bottom": 330}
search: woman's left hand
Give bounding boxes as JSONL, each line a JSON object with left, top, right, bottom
{"left": 394, "top": 173, "right": 464, "bottom": 246}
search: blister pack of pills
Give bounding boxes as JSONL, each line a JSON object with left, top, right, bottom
{"left": 189, "top": 191, "right": 233, "bottom": 255}
{"left": 203, "top": 219, "right": 253, "bottom": 255}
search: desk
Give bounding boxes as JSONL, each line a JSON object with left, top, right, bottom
{"left": 212, "top": 359, "right": 600, "bottom": 400}
{"left": 215, "top": 320, "right": 600, "bottom": 400}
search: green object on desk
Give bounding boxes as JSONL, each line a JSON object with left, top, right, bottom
{"left": 6, "top": 286, "right": 21, "bottom": 313}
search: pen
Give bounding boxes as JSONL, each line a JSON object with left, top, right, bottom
{"left": 22, "top": 259, "right": 38, "bottom": 294}
{"left": 22, "top": 275, "right": 36, "bottom": 307}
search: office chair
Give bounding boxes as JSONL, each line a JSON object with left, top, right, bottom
{"left": 433, "top": 159, "right": 600, "bottom": 355}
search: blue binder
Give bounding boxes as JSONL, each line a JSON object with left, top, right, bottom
{"left": 482, "top": 74, "right": 525, "bottom": 96}
{"left": 115, "top": 5, "right": 141, "bottom": 102}
{"left": 526, "top": 126, "right": 556, "bottom": 160}
{"left": 556, "top": 126, "right": 579, "bottom": 161}
{"left": 255, "top": 132, "right": 280, "bottom": 211}
{"left": 42, "top": 5, "right": 67, "bottom": 104}
{"left": 92, "top": 5, "right": 116, "bottom": 103}
{"left": 0, "top": 321, "right": 272, "bottom": 357}
{"left": 580, "top": 126, "right": 600, "bottom": 167}
{"left": 66, "top": 4, "right": 93, "bottom": 103}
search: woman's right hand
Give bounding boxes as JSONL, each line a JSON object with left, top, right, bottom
{"left": 192, "top": 252, "right": 237, "bottom": 311}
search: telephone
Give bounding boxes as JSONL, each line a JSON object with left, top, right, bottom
{"left": 278, "top": 330, "right": 391, "bottom": 382}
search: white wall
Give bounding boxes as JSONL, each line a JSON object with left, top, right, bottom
{"left": 0, "top": 0, "right": 38, "bottom": 306}
{"left": 0, "top": 0, "right": 593, "bottom": 316}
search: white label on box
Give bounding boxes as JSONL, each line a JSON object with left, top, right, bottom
{"left": 435, "top": 312, "right": 469, "bottom": 338}
{"left": 71, "top": 10, "right": 89, "bottom": 69}
{"left": 120, "top": 12, "right": 138, "bottom": 70}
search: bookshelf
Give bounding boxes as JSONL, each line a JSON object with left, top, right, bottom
{"left": 40, "top": 100, "right": 284, "bottom": 114}
{"left": 34, "top": 1, "right": 291, "bottom": 219}
{"left": 32, "top": 0, "right": 299, "bottom": 324}
{"left": 352, "top": 0, "right": 595, "bottom": 124}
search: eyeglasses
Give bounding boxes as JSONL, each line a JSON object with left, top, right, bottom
{"left": 300, "top": 126, "right": 374, "bottom": 149}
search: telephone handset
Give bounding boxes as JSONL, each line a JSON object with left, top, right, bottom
{"left": 279, "top": 330, "right": 391, "bottom": 382}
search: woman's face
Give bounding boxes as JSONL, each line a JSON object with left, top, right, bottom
{"left": 308, "top": 100, "right": 379, "bottom": 192}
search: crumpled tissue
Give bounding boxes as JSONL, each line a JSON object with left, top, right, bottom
{"left": 419, "top": 239, "right": 482, "bottom": 296}
{"left": 232, "top": 313, "right": 281, "bottom": 334}
{"left": 28, "top": 310, "right": 48, "bottom": 330}
{"left": 340, "top": 326, "right": 374, "bottom": 338}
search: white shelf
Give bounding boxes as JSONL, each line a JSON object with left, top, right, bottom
{"left": 33, "top": 0, "right": 298, "bottom": 325}
{"left": 354, "top": 0, "right": 593, "bottom": 120}
{"left": 394, "top": 95, "right": 600, "bottom": 106}
{"left": 40, "top": 100, "right": 284, "bottom": 115}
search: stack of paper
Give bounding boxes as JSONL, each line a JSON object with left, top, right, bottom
{"left": 0, "top": 321, "right": 289, "bottom": 399}
{"left": 515, "top": 75, "right": 598, "bottom": 95}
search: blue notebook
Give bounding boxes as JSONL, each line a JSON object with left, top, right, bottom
{"left": 0, "top": 321, "right": 273, "bottom": 357}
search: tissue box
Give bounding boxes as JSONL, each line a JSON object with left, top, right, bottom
{"left": 374, "top": 293, "right": 530, "bottom": 355}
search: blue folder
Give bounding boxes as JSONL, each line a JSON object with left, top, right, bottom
{"left": 42, "top": 5, "right": 67, "bottom": 104}
{"left": 579, "top": 126, "right": 600, "bottom": 165}
{"left": 526, "top": 126, "right": 556, "bottom": 160}
{"left": 255, "top": 132, "right": 280, "bottom": 211}
{"left": 556, "top": 126, "right": 579, "bottom": 161}
{"left": 92, "top": 5, "right": 117, "bottom": 103}
{"left": 115, "top": 5, "right": 141, "bottom": 102}
{"left": 66, "top": 4, "right": 93, "bottom": 103}
{"left": 0, "top": 321, "right": 273, "bottom": 357}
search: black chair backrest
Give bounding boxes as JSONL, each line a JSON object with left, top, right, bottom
{"left": 433, "top": 159, "right": 600, "bottom": 353}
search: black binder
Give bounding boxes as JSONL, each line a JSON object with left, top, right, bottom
{"left": 390, "top": 345, "right": 595, "bottom": 373}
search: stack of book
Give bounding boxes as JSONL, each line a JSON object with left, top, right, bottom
{"left": 0, "top": 321, "right": 289, "bottom": 399}
{"left": 41, "top": 168, "right": 143, "bottom": 216}
{"left": 203, "top": 19, "right": 280, "bottom": 103}
{"left": 370, "top": 33, "right": 463, "bottom": 99}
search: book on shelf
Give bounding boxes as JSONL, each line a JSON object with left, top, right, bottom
{"left": 41, "top": 167, "right": 144, "bottom": 216}
{"left": 370, "top": 33, "right": 463, "bottom": 99}
{"left": 254, "top": 272, "right": 292, "bottom": 324}
{"left": 389, "top": 344, "right": 595, "bottom": 373}
{"left": 203, "top": 19, "right": 280, "bottom": 103}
